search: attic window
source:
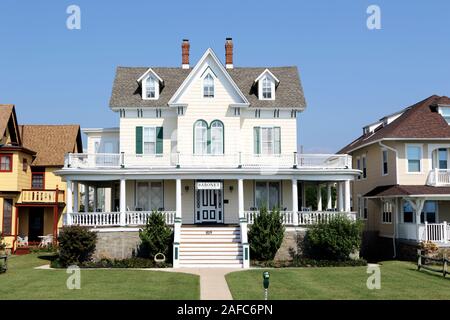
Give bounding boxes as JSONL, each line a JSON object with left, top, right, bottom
{"left": 438, "top": 106, "right": 450, "bottom": 124}
{"left": 203, "top": 74, "right": 214, "bottom": 98}
{"left": 145, "top": 76, "right": 157, "bottom": 99}
{"left": 262, "top": 77, "right": 272, "bottom": 99}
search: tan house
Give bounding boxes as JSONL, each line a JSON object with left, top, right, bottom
{"left": 340, "top": 95, "right": 450, "bottom": 258}
{"left": 0, "top": 104, "right": 82, "bottom": 253}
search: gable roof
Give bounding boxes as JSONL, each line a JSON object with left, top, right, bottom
{"left": 136, "top": 68, "right": 164, "bottom": 84}
{"left": 0, "top": 104, "right": 21, "bottom": 146}
{"left": 339, "top": 95, "right": 450, "bottom": 154}
{"left": 109, "top": 55, "right": 306, "bottom": 109}
{"left": 20, "top": 125, "right": 82, "bottom": 166}
{"left": 254, "top": 68, "right": 280, "bottom": 84}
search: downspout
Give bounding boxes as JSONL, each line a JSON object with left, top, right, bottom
{"left": 379, "top": 141, "right": 398, "bottom": 258}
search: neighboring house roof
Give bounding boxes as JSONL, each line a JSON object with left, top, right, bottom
{"left": 364, "top": 184, "right": 450, "bottom": 198}
{"left": 109, "top": 66, "right": 306, "bottom": 109}
{"left": 339, "top": 95, "right": 450, "bottom": 154}
{"left": 0, "top": 104, "right": 21, "bottom": 146}
{"left": 20, "top": 125, "right": 82, "bottom": 166}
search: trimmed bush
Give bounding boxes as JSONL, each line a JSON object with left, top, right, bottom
{"left": 138, "top": 211, "right": 173, "bottom": 260}
{"left": 57, "top": 226, "right": 97, "bottom": 267}
{"left": 303, "top": 215, "right": 363, "bottom": 261}
{"left": 248, "top": 207, "right": 285, "bottom": 261}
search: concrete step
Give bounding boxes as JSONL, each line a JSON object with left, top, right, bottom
{"left": 179, "top": 238, "right": 241, "bottom": 243}
{"left": 179, "top": 263, "right": 243, "bottom": 268}
{"left": 180, "top": 247, "right": 242, "bottom": 252}
{"left": 179, "top": 259, "right": 243, "bottom": 265}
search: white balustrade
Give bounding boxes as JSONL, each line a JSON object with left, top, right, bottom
{"left": 67, "top": 211, "right": 176, "bottom": 227}
{"left": 66, "top": 153, "right": 121, "bottom": 169}
{"left": 427, "top": 169, "right": 450, "bottom": 186}
{"left": 125, "top": 211, "right": 175, "bottom": 225}
{"left": 244, "top": 210, "right": 356, "bottom": 226}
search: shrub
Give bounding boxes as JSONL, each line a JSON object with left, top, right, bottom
{"left": 138, "top": 211, "right": 173, "bottom": 260}
{"left": 303, "top": 215, "right": 363, "bottom": 261}
{"left": 57, "top": 226, "right": 97, "bottom": 267}
{"left": 248, "top": 207, "right": 285, "bottom": 261}
{"left": 0, "top": 233, "right": 5, "bottom": 252}
{"left": 251, "top": 258, "right": 367, "bottom": 268}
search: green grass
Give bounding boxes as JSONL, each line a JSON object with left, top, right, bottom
{"left": 226, "top": 261, "right": 450, "bottom": 300}
{"left": 0, "top": 253, "right": 199, "bottom": 300}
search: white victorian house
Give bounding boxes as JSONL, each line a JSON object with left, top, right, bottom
{"left": 56, "top": 39, "right": 359, "bottom": 268}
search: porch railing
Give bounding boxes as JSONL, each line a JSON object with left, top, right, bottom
{"left": 64, "top": 152, "right": 352, "bottom": 170}
{"left": 68, "top": 211, "right": 176, "bottom": 227}
{"left": 125, "top": 211, "right": 175, "bottom": 225}
{"left": 398, "top": 222, "right": 450, "bottom": 243}
{"left": 427, "top": 169, "right": 450, "bottom": 186}
{"left": 244, "top": 210, "right": 357, "bottom": 226}
{"left": 19, "top": 189, "right": 65, "bottom": 203}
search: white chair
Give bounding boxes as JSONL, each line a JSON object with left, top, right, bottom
{"left": 17, "top": 236, "right": 28, "bottom": 247}
{"left": 39, "top": 235, "right": 53, "bottom": 247}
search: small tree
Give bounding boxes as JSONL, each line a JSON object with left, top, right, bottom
{"left": 138, "top": 211, "right": 173, "bottom": 260}
{"left": 303, "top": 215, "right": 363, "bottom": 261}
{"left": 248, "top": 207, "right": 285, "bottom": 261}
{"left": 58, "top": 226, "right": 97, "bottom": 267}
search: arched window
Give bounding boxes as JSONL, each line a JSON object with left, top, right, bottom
{"left": 210, "top": 120, "right": 224, "bottom": 155}
{"left": 203, "top": 74, "right": 214, "bottom": 98}
{"left": 262, "top": 76, "right": 272, "bottom": 99}
{"left": 194, "top": 120, "right": 208, "bottom": 154}
{"left": 145, "top": 76, "right": 156, "bottom": 98}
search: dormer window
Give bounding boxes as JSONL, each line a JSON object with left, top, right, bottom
{"left": 262, "top": 77, "right": 272, "bottom": 99}
{"left": 438, "top": 106, "right": 450, "bottom": 124}
{"left": 203, "top": 74, "right": 214, "bottom": 98}
{"left": 145, "top": 76, "right": 156, "bottom": 99}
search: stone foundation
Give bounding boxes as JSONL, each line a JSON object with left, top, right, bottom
{"left": 274, "top": 229, "right": 306, "bottom": 262}
{"left": 93, "top": 230, "right": 141, "bottom": 260}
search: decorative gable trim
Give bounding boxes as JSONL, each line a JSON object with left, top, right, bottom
{"left": 137, "top": 68, "right": 164, "bottom": 83}
{"left": 168, "top": 48, "right": 250, "bottom": 107}
{"left": 254, "top": 68, "right": 280, "bottom": 85}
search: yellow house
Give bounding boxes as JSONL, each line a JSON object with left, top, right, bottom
{"left": 0, "top": 104, "right": 82, "bottom": 253}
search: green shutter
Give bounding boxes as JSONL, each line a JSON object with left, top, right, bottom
{"left": 274, "top": 127, "right": 281, "bottom": 154}
{"left": 156, "top": 126, "right": 163, "bottom": 154}
{"left": 253, "top": 127, "right": 260, "bottom": 154}
{"left": 135, "top": 126, "right": 143, "bottom": 154}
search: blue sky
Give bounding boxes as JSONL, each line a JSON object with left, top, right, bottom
{"left": 1, "top": 0, "right": 449, "bottom": 153}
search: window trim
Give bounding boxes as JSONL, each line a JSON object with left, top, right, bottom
{"left": 381, "top": 149, "right": 389, "bottom": 176}
{"left": 259, "top": 75, "right": 276, "bottom": 100}
{"left": 142, "top": 75, "right": 159, "bottom": 100}
{"left": 0, "top": 154, "right": 13, "bottom": 172}
{"left": 193, "top": 119, "right": 224, "bottom": 155}
{"left": 405, "top": 143, "right": 423, "bottom": 174}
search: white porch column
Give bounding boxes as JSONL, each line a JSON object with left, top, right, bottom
{"left": 119, "top": 178, "right": 126, "bottom": 226}
{"left": 316, "top": 184, "right": 322, "bottom": 211}
{"left": 338, "top": 182, "right": 344, "bottom": 212}
{"left": 173, "top": 178, "right": 182, "bottom": 268}
{"left": 344, "top": 180, "right": 351, "bottom": 212}
{"left": 93, "top": 186, "right": 98, "bottom": 212}
{"left": 83, "top": 183, "right": 89, "bottom": 212}
{"left": 326, "top": 183, "right": 332, "bottom": 210}
{"left": 292, "top": 179, "right": 299, "bottom": 226}
{"left": 73, "top": 181, "right": 79, "bottom": 213}
{"left": 66, "top": 179, "right": 73, "bottom": 225}
{"left": 238, "top": 178, "right": 249, "bottom": 268}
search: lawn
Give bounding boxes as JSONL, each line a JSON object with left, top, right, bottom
{"left": 0, "top": 253, "right": 199, "bottom": 300}
{"left": 226, "top": 261, "right": 450, "bottom": 300}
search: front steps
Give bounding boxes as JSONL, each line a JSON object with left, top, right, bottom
{"left": 179, "top": 226, "right": 243, "bottom": 268}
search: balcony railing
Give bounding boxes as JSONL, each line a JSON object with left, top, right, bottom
{"left": 244, "top": 210, "right": 357, "bottom": 226}
{"left": 19, "top": 189, "right": 65, "bottom": 204}
{"left": 64, "top": 152, "right": 352, "bottom": 170}
{"left": 427, "top": 169, "right": 450, "bottom": 186}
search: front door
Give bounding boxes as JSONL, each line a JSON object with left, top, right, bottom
{"left": 196, "top": 187, "right": 223, "bottom": 224}
{"left": 28, "top": 208, "right": 44, "bottom": 242}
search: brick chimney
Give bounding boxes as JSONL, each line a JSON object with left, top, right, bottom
{"left": 225, "top": 38, "right": 233, "bottom": 69}
{"left": 182, "top": 39, "right": 190, "bottom": 69}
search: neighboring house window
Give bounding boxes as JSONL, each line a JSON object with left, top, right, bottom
{"left": 203, "top": 74, "right": 214, "bottom": 98}
{"left": 356, "top": 157, "right": 361, "bottom": 180}
{"left": 22, "top": 158, "right": 27, "bottom": 172}
{"left": 210, "top": 120, "right": 224, "bottom": 155}
{"left": 362, "top": 155, "right": 367, "bottom": 179}
{"left": 0, "top": 154, "right": 12, "bottom": 172}
{"left": 2, "top": 199, "right": 13, "bottom": 235}
{"left": 382, "top": 201, "right": 392, "bottom": 224}
{"left": 403, "top": 201, "right": 414, "bottom": 223}
{"left": 32, "top": 172, "right": 45, "bottom": 189}
{"left": 262, "top": 76, "right": 272, "bottom": 99}
{"left": 438, "top": 106, "right": 450, "bottom": 124}
{"left": 136, "top": 181, "right": 163, "bottom": 211}
{"left": 420, "top": 201, "right": 436, "bottom": 224}
{"left": 382, "top": 149, "right": 388, "bottom": 175}
{"left": 253, "top": 127, "right": 281, "bottom": 155}
{"left": 406, "top": 145, "right": 421, "bottom": 173}
{"left": 363, "top": 198, "right": 368, "bottom": 220}
{"left": 135, "top": 126, "right": 163, "bottom": 155}
{"left": 255, "top": 181, "right": 280, "bottom": 209}
{"left": 438, "top": 148, "right": 448, "bottom": 169}
{"left": 145, "top": 76, "right": 156, "bottom": 99}
{"left": 194, "top": 120, "right": 208, "bottom": 154}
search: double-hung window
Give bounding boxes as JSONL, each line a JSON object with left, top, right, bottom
{"left": 438, "top": 148, "right": 448, "bottom": 169}
{"left": 254, "top": 127, "right": 281, "bottom": 155}
{"left": 403, "top": 201, "right": 414, "bottom": 223}
{"left": 420, "top": 201, "right": 436, "bottom": 224}
{"left": 382, "top": 201, "right": 392, "bottom": 224}
{"left": 0, "top": 154, "right": 12, "bottom": 172}
{"left": 143, "top": 127, "right": 156, "bottom": 154}
{"left": 382, "top": 149, "right": 388, "bottom": 175}
{"left": 194, "top": 121, "right": 208, "bottom": 155}
{"left": 210, "top": 121, "right": 224, "bottom": 155}
{"left": 32, "top": 173, "right": 44, "bottom": 189}
{"left": 356, "top": 157, "right": 361, "bottom": 180}
{"left": 262, "top": 76, "right": 272, "bottom": 99}
{"left": 362, "top": 155, "right": 367, "bottom": 179}
{"left": 255, "top": 181, "right": 280, "bottom": 210}
{"left": 203, "top": 74, "right": 214, "bottom": 98}
{"left": 407, "top": 145, "right": 421, "bottom": 173}
{"left": 145, "top": 76, "right": 156, "bottom": 99}
{"left": 2, "top": 199, "right": 12, "bottom": 235}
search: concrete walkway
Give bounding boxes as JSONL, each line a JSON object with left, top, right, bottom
{"left": 160, "top": 268, "right": 242, "bottom": 300}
